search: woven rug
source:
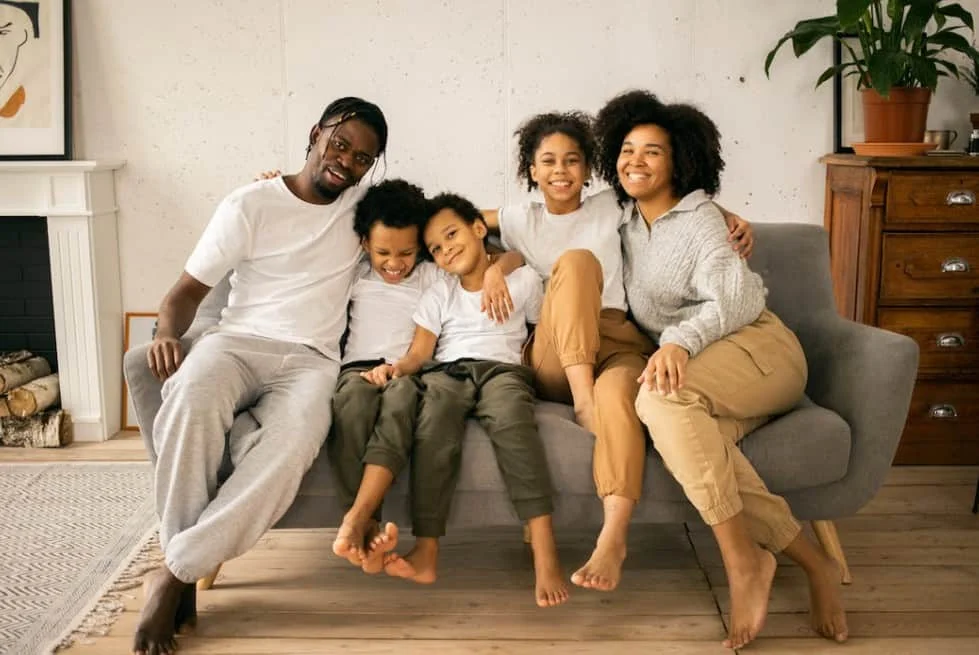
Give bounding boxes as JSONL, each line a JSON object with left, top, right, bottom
{"left": 0, "top": 462, "right": 157, "bottom": 655}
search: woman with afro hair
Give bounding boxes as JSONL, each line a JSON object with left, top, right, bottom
{"left": 593, "top": 89, "right": 848, "bottom": 650}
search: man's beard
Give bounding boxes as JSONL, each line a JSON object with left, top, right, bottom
{"left": 312, "top": 179, "right": 342, "bottom": 202}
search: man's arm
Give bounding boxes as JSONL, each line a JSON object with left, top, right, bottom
{"left": 147, "top": 272, "right": 212, "bottom": 380}
{"left": 714, "top": 202, "right": 754, "bottom": 259}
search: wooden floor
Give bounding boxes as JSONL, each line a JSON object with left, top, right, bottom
{"left": 5, "top": 435, "right": 978, "bottom": 654}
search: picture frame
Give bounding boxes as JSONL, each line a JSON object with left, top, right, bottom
{"left": 833, "top": 33, "right": 863, "bottom": 154}
{"left": 121, "top": 312, "right": 157, "bottom": 431}
{"left": 0, "top": 0, "right": 72, "bottom": 160}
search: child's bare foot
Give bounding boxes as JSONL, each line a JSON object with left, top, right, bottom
{"left": 332, "top": 513, "right": 377, "bottom": 567}
{"left": 132, "top": 567, "right": 187, "bottom": 655}
{"left": 808, "top": 555, "right": 849, "bottom": 642}
{"left": 571, "top": 539, "right": 626, "bottom": 591}
{"left": 173, "top": 584, "right": 197, "bottom": 634}
{"left": 532, "top": 540, "right": 569, "bottom": 607}
{"left": 361, "top": 522, "right": 399, "bottom": 574}
{"left": 723, "top": 548, "right": 777, "bottom": 650}
{"left": 383, "top": 537, "right": 439, "bottom": 584}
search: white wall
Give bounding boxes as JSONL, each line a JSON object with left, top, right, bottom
{"left": 72, "top": 0, "right": 979, "bottom": 311}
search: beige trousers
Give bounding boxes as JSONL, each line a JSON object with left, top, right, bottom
{"left": 526, "top": 249, "right": 655, "bottom": 500}
{"left": 635, "top": 310, "right": 806, "bottom": 552}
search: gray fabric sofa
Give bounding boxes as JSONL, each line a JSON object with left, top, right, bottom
{"left": 125, "top": 223, "right": 918, "bottom": 535}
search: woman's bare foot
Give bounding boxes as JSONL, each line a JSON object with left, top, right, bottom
{"left": 571, "top": 538, "right": 626, "bottom": 591}
{"left": 808, "top": 555, "right": 849, "bottom": 642}
{"left": 532, "top": 538, "right": 569, "bottom": 607}
{"left": 173, "top": 584, "right": 197, "bottom": 634}
{"left": 361, "top": 522, "right": 399, "bottom": 574}
{"left": 723, "top": 548, "right": 777, "bottom": 649}
{"left": 332, "top": 513, "right": 378, "bottom": 567}
{"left": 383, "top": 537, "right": 439, "bottom": 584}
{"left": 132, "top": 567, "right": 187, "bottom": 655}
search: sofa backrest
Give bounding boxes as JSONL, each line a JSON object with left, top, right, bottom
{"left": 746, "top": 223, "right": 836, "bottom": 334}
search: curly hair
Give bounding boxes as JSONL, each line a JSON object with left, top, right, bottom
{"left": 353, "top": 179, "right": 427, "bottom": 240}
{"left": 593, "top": 90, "right": 724, "bottom": 204}
{"left": 514, "top": 111, "right": 596, "bottom": 191}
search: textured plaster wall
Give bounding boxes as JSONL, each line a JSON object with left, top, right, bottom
{"left": 71, "top": 0, "right": 979, "bottom": 311}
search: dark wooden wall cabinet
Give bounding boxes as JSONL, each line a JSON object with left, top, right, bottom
{"left": 822, "top": 154, "right": 979, "bottom": 465}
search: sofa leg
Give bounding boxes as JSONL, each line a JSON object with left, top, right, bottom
{"left": 522, "top": 523, "right": 531, "bottom": 544}
{"left": 197, "top": 563, "right": 223, "bottom": 591}
{"left": 811, "top": 520, "right": 852, "bottom": 585}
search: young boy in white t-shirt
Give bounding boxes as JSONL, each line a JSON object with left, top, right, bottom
{"left": 365, "top": 192, "right": 569, "bottom": 608}
{"left": 329, "top": 180, "right": 523, "bottom": 575}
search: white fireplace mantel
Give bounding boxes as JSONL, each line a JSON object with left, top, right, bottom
{"left": 0, "top": 160, "right": 126, "bottom": 441}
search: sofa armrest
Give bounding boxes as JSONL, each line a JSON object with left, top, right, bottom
{"left": 791, "top": 310, "right": 919, "bottom": 516}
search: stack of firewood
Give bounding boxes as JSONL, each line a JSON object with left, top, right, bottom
{"left": 0, "top": 350, "right": 71, "bottom": 448}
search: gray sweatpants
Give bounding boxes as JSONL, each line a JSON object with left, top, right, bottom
{"left": 153, "top": 332, "right": 338, "bottom": 583}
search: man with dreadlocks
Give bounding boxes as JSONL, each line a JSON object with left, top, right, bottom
{"left": 133, "top": 97, "right": 389, "bottom": 655}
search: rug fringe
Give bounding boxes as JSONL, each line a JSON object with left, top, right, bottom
{"left": 53, "top": 528, "right": 164, "bottom": 652}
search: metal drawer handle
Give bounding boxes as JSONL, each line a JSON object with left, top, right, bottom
{"left": 941, "top": 257, "right": 970, "bottom": 273}
{"left": 936, "top": 333, "right": 965, "bottom": 348}
{"left": 929, "top": 404, "right": 958, "bottom": 419}
{"left": 945, "top": 190, "right": 976, "bottom": 205}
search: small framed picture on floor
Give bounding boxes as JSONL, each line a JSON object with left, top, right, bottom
{"left": 121, "top": 312, "right": 157, "bottom": 431}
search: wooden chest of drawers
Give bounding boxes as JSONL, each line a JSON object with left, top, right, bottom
{"left": 822, "top": 154, "right": 979, "bottom": 465}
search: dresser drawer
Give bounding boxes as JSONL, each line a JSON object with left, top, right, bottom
{"left": 880, "top": 234, "right": 979, "bottom": 302}
{"left": 878, "top": 308, "right": 979, "bottom": 372}
{"left": 887, "top": 172, "right": 979, "bottom": 225}
{"left": 894, "top": 380, "right": 979, "bottom": 465}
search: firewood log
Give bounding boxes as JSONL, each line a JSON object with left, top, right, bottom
{"left": 0, "top": 350, "right": 33, "bottom": 367}
{"left": 7, "top": 373, "right": 59, "bottom": 417}
{"left": 0, "top": 409, "right": 72, "bottom": 447}
{"left": 0, "top": 397, "right": 9, "bottom": 418}
{"left": 0, "top": 356, "right": 51, "bottom": 394}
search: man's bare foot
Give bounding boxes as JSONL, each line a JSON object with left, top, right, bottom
{"left": 723, "top": 548, "right": 777, "bottom": 649}
{"left": 571, "top": 539, "right": 626, "bottom": 591}
{"left": 808, "top": 555, "right": 849, "bottom": 642}
{"left": 532, "top": 540, "right": 569, "bottom": 607}
{"left": 361, "top": 522, "right": 399, "bottom": 574}
{"left": 132, "top": 567, "right": 187, "bottom": 655}
{"left": 173, "top": 584, "right": 197, "bottom": 634}
{"left": 383, "top": 537, "right": 439, "bottom": 584}
{"left": 332, "top": 513, "right": 378, "bottom": 567}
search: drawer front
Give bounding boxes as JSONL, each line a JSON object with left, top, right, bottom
{"left": 895, "top": 380, "right": 979, "bottom": 464}
{"left": 877, "top": 308, "right": 979, "bottom": 371}
{"left": 887, "top": 172, "right": 979, "bottom": 224}
{"left": 880, "top": 234, "right": 979, "bottom": 302}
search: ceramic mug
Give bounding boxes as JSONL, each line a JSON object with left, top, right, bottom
{"left": 924, "top": 129, "right": 959, "bottom": 150}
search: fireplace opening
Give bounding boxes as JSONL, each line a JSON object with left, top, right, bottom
{"left": 0, "top": 217, "right": 57, "bottom": 370}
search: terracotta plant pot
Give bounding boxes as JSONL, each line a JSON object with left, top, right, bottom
{"left": 862, "top": 87, "right": 932, "bottom": 143}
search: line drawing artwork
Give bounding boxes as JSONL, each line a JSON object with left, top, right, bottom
{"left": 0, "top": 1, "right": 48, "bottom": 126}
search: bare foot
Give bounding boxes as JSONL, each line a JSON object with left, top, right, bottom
{"left": 808, "top": 555, "right": 849, "bottom": 643}
{"left": 532, "top": 540, "right": 569, "bottom": 608}
{"left": 332, "top": 513, "right": 378, "bottom": 567}
{"left": 383, "top": 538, "right": 439, "bottom": 584}
{"left": 571, "top": 539, "right": 626, "bottom": 591}
{"left": 361, "top": 522, "right": 399, "bottom": 574}
{"left": 173, "top": 584, "right": 197, "bottom": 634}
{"left": 132, "top": 567, "right": 187, "bottom": 655}
{"left": 723, "top": 548, "right": 777, "bottom": 650}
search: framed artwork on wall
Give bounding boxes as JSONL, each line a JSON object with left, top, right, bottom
{"left": 121, "top": 312, "right": 157, "bottom": 431}
{"left": 833, "top": 34, "right": 863, "bottom": 154}
{"left": 0, "top": 0, "right": 72, "bottom": 160}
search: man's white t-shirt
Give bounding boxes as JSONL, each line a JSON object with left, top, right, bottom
{"left": 413, "top": 266, "right": 543, "bottom": 365}
{"left": 185, "top": 177, "right": 365, "bottom": 361}
{"left": 343, "top": 260, "right": 442, "bottom": 365}
{"left": 498, "top": 188, "right": 628, "bottom": 312}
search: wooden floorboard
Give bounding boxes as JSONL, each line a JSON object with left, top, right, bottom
{"left": 16, "top": 438, "right": 974, "bottom": 654}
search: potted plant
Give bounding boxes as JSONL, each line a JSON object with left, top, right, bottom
{"left": 765, "top": 0, "right": 979, "bottom": 144}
